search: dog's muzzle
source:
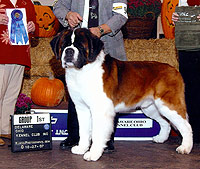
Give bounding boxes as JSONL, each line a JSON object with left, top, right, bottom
{"left": 65, "top": 48, "right": 74, "bottom": 62}
{"left": 61, "top": 46, "right": 79, "bottom": 68}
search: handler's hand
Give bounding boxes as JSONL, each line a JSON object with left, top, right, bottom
{"left": 27, "top": 21, "right": 35, "bottom": 33}
{"left": 197, "top": 14, "right": 200, "bottom": 21}
{"left": 0, "top": 10, "right": 9, "bottom": 25}
{"left": 66, "top": 11, "right": 82, "bottom": 28}
{"left": 172, "top": 12, "right": 179, "bottom": 24}
{"left": 89, "top": 27, "right": 101, "bottom": 38}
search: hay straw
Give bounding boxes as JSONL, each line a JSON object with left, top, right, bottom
{"left": 124, "top": 38, "right": 178, "bottom": 70}
{"left": 30, "top": 37, "right": 54, "bottom": 65}
{"left": 21, "top": 76, "right": 39, "bottom": 97}
{"left": 22, "top": 38, "right": 179, "bottom": 97}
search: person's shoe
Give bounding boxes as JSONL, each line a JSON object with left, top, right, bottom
{"left": 60, "top": 137, "right": 78, "bottom": 150}
{"left": 104, "top": 140, "right": 115, "bottom": 154}
{"left": 0, "top": 138, "right": 5, "bottom": 146}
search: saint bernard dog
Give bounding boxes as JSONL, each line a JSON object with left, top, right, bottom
{"left": 51, "top": 28, "right": 193, "bottom": 161}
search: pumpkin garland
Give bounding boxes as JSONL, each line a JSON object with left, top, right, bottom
{"left": 31, "top": 73, "right": 65, "bottom": 107}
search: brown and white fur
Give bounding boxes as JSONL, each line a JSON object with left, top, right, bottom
{"left": 51, "top": 28, "right": 193, "bottom": 161}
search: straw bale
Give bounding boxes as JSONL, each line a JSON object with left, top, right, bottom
{"left": 124, "top": 38, "right": 179, "bottom": 70}
{"left": 21, "top": 76, "right": 39, "bottom": 97}
{"left": 29, "top": 37, "right": 56, "bottom": 76}
{"left": 30, "top": 64, "right": 53, "bottom": 76}
{"left": 30, "top": 37, "right": 54, "bottom": 65}
{"left": 22, "top": 37, "right": 179, "bottom": 98}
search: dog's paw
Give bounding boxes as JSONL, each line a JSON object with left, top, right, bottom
{"left": 152, "top": 135, "right": 166, "bottom": 143}
{"left": 83, "top": 151, "right": 102, "bottom": 161}
{"left": 71, "top": 145, "right": 88, "bottom": 155}
{"left": 176, "top": 145, "right": 192, "bottom": 154}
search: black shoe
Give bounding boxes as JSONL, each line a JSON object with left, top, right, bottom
{"left": 104, "top": 140, "right": 115, "bottom": 154}
{"left": 60, "top": 137, "right": 78, "bottom": 150}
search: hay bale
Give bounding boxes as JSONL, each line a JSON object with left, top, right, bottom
{"left": 21, "top": 76, "right": 40, "bottom": 97}
{"left": 23, "top": 37, "right": 57, "bottom": 97}
{"left": 30, "top": 64, "right": 53, "bottom": 77}
{"left": 124, "top": 38, "right": 179, "bottom": 70}
{"left": 30, "top": 37, "right": 54, "bottom": 76}
{"left": 22, "top": 37, "right": 179, "bottom": 98}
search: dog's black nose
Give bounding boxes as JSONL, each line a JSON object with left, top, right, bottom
{"left": 64, "top": 48, "right": 75, "bottom": 63}
{"left": 65, "top": 48, "right": 74, "bottom": 57}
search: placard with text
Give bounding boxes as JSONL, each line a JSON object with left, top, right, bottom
{"left": 11, "top": 113, "right": 52, "bottom": 152}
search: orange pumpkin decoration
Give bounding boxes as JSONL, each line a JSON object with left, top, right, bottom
{"left": 34, "top": 5, "right": 60, "bottom": 37}
{"left": 31, "top": 75, "right": 65, "bottom": 107}
{"left": 161, "top": 0, "right": 179, "bottom": 39}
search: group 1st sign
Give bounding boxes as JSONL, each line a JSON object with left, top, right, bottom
{"left": 11, "top": 113, "right": 52, "bottom": 152}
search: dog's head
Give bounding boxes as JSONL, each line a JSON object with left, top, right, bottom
{"left": 50, "top": 28, "right": 104, "bottom": 69}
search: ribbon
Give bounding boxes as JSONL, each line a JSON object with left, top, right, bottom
{"left": 10, "top": 9, "right": 28, "bottom": 45}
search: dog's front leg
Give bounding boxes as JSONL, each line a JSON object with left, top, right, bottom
{"left": 71, "top": 104, "right": 91, "bottom": 155}
{"left": 83, "top": 103, "right": 115, "bottom": 161}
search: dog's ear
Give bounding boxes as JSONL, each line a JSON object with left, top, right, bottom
{"left": 50, "top": 29, "right": 71, "bottom": 60}
{"left": 50, "top": 32, "right": 62, "bottom": 59}
{"left": 88, "top": 33, "right": 104, "bottom": 62}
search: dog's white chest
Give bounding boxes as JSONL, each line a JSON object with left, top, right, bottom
{"left": 65, "top": 62, "right": 106, "bottom": 104}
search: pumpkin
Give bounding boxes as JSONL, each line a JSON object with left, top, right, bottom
{"left": 187, "top": 0, "right": 200, "bottom": 6}
{"left": 161, "top": 0, "right": 179, "bottom": 39}
{"left": 34, "top": 5, "right": 60, "bottom": 37}
{"left": 31, "top": 74, "right": 65, "bottom": 107}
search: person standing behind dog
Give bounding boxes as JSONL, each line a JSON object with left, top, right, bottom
{"left": 172, "top": 0, "right": 200, "bottom": 143}
{"left": 0, "top": 0, "right": 38, "bottom": 146}
{"left": 53, "top": 0, "right": 128, "bottom": 151}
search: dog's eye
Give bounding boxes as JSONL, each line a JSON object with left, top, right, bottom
{"left": 74, "top": 43, "right": 85, "bottom": 50}
{"left": 78, "top": 45, "right": 85, "bottom": 50}
{"left": 61, "top": 41, "right": 71, "bottom": 50}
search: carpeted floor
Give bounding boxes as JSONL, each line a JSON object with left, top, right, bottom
{"left": 0, "top": 136, "right": 200, "bottom": 169}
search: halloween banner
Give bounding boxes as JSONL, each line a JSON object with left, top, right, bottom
{"left": 6, "top": 8, "right": 29, "bottom": 45}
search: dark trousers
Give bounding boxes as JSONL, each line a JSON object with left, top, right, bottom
{"left": 67, "top": 96, "right": 79, "bottom": 142}
{"left": 67, "top": 96, "right": 118, "bottom": 143}
{"left": 179, "top": 50, "right": 200, "bottom": 143}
